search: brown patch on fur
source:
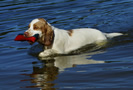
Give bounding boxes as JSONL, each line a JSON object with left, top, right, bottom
{"left": 35, "top": 18, "right": 54, "bottom": 46}
{"left": 38, "top": 18, "right": 47, "bottom": 22}
{"left": 33, "top": 24, "right": 39, "bottom": 30}
{"left": 33, "top": 19, "right": 47, "bottom": 30}
{"left": 68, "top": 30, "right": 73, "bottom": 36}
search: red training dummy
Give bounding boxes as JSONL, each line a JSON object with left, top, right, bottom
{"left": 14, "top": 34, "right": 39, "bottom": 44}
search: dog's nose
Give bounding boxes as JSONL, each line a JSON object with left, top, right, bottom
{"left": 24, "top": 32, "right": 30, "bottom": 37}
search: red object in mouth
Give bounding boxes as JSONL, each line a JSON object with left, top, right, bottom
{"left": 14, "top": 34, "right": 39, "bottom": 44}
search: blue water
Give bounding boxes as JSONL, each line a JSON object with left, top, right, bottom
{"left": 1, "top": 0, "right": 133, "bottom": 89}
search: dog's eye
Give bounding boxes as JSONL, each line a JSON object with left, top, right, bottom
{"left": 34, "top": 26, "right": 39, "bottom": 30}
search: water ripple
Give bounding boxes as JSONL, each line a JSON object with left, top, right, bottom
{"left": 1, "top": 0, "right": 133, "bottom": 89}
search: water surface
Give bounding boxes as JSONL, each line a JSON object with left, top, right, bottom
{"left": 0, "top": 0, "right": 133, "bottom": 89}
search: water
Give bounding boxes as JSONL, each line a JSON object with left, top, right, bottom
{"left": 0, "top": 0, "right": 133, "bottom": 89}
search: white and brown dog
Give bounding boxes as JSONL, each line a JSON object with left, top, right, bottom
{"left": 24, "top": 18, "right": 122, "bottom": 57}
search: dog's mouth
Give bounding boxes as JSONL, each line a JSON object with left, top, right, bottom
{"left": 25, "top": 34, "right": 39, "bottom": 45}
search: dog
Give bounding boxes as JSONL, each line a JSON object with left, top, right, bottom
{"left": 24, "top": 18, "right": 123, "bottom": 57}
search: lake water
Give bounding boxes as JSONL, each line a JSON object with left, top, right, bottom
{"left": 1, "top": 0, "right": 133, "bottom": 89}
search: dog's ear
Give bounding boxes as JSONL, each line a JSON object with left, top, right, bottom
{"left": 44, "top": 27, "right": 54, "bottom": 46}
{"left": 38, "top": 18, "right": 54, "bottom": 46}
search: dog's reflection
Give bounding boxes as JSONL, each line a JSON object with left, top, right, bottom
{"left": 45, "top": 54, "right": 104, "bottom": 71}
{"left": 22, "top": 53, "right": 105, "bottom": 89}
{"left": 30, "top": 60, "right": 58, "bottom": 90}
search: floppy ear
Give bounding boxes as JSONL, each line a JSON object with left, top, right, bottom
{"left": 38, "top": 18, "right": 54, "bottom": 46}
{"left": 43, "top": 23, "right": 54, "bottom": 46}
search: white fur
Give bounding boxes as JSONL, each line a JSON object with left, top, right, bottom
{"left": 27, "top": 19, "right": 123, "bottom": 57}
{"left": 52, "top": 28, "right": 107, "bottom": 53}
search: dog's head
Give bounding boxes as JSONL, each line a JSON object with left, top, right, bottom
{"left": 24, "top": 18, "right": 54, "bottom": 46}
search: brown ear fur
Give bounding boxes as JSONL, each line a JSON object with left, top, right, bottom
{"left": 38, "top": 18, "right": 54, "bottom": 46}
{"left": 44, "top": 28, "right": 54, "bottom": 46}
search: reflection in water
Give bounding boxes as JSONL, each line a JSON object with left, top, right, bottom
{"left": 48, "top": 53, "right": 105, "bottom": 72}
{"left": 31, "top": 60, "right": 58, "bottom": 90}
{"left": 21, "top": 52, "right": 105, "bottom": 89}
